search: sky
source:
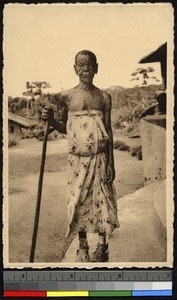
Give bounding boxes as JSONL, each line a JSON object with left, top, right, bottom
{"left": 4, "top": 3, "right": 173, "bottom": 97}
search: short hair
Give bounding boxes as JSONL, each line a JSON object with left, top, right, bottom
{"left": 75, "top": 50, "right": 97, "bottom": 65}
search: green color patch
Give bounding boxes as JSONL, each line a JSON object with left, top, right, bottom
{"left": 89, "top": 291, "right": 132, "bottom": 297}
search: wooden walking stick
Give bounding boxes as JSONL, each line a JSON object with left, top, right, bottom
{"left": 30, "top": 121, "right": 50, "bottom": 262}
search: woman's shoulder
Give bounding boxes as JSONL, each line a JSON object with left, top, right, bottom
{"left": 92, "top": 86, "right": 111, "bottom": 99}
{"left": 99, "top": 90, "right": 112, "bottom": 111}
{"left": 101, "top": 89, "right": 111, "bottom": 100}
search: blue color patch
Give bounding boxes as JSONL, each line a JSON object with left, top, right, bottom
{"left": 132, "top": 290, "right": 172, "bottom": 296}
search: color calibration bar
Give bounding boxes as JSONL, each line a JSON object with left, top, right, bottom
{"left": 4, "top": 289, "right": 172, "bottom": 297}
{"left": 4, "top": 282, "right": 172, "bottom": 297}
{"left": 4, "top": 270, "right": 172, "bottom": 297}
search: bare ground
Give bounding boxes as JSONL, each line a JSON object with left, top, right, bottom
{"left": 8, "top": 137, "right": 143, "bottom": 263}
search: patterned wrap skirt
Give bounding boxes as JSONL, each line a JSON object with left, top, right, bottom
{"left": 66, "top": 110, "right": 119, "bottom": 237}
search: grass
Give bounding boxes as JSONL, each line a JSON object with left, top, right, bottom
{"left": 113, "top": 139, "right": 130, "bottom": 151}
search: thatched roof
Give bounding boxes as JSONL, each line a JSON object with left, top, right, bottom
{"left": 8, "top": 112, "right": 38, "bottom": 127}
{"left": 139, "top": 42, "right": 167, "bottom": 89}
{"left": 139, "top": 43, "right": 167, "bottom": 64}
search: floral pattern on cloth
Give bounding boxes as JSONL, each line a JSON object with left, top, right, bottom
{"left": 67, "top": 110, "right": 109, "bottom": 157}
{"left": 66, "top": 110, "right": 119, "bottom": 237}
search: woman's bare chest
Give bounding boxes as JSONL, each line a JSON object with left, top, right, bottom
{"left": 67, "top": 91, "right": 104, "bottom": 111}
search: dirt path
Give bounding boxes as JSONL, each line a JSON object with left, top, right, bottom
{"left": 8, "top": 138, "right": 143, "bottom": 263}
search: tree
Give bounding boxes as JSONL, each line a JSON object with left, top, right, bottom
{"left": 23, "top": 82, "right": 51, "bottom": 118}
{"left": 131, "top": 67, "right": 160, "bottom": 86}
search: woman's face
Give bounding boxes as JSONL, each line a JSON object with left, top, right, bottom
{"left": 74, "top": 54, "right": 98, "bottom": 84}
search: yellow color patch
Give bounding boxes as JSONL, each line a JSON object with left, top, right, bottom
{"left": 47, "top": 291, "right": 89, "bottom": 297}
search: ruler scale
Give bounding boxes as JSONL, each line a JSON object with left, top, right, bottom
{"left": 3, "top": 270, "right": 172, "bottom": 297}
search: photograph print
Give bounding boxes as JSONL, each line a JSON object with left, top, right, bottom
{"left": 3, "top": 3, "right": 174, "bottom": 268}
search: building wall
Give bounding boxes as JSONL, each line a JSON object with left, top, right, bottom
{"left": 140, "top": 118, "right": 166, "bottom": 185}
{"left": 8, "top": 120, "right": 21, "bottom": 138}
{"left": 153, "top": 180, "right": 166, "bottom": 250}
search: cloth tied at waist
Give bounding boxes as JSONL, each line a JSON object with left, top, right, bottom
{"left": 67, "top": 110, "right": 109, "bottom": 157}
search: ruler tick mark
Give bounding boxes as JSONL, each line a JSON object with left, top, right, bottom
{"left": 7, "top": 270, "right": 170, "bottom": 288}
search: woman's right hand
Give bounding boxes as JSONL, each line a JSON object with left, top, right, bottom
{"left": 42, "top": 106, "right": 54, "bottom": 123}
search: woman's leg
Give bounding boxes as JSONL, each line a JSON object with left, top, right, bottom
{"left": 98, "top": 232, "right": 109, "bottom": 262}
{"left": 78, "top": 231, "right": 88, "bottom": 249}
{"left": 76, "top": 231, "right": 90, "bottom": 262}
{"left": 98, "top": 232, "right": 107, "bottom": 245}
{"left": 90, "top": 232, "right": 109, "bottom": 262}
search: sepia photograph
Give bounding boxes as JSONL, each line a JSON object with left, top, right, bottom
{"left": 3, "top": 3, "right": 174, "bottom": 268}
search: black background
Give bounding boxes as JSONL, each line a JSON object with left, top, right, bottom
{"left": 0, "top": 1, "right": 176, "bottom": 299}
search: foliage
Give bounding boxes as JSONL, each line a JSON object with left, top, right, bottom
{"left": 109, "top": 84, "right": 163, "bottom": 133}
{"left": 8, "top": 83, "right": 163, "bottom": 139}
{"left": 130, "top": 67, "right": 160, "bottom": 86}
{"left": 21, "top": 127, "right": 35, "bottom": 139}
{"left": 26, "top": 81, "right": 51, "bottom": 90}
{"left": 8, "top": 93, "right": 60, "bottom": 119}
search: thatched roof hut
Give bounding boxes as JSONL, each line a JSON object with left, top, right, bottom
{"left": 139, "top": 43, "right": 167, "bottom": 89}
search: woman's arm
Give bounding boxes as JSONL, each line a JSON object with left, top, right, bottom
{"left": 42, "top": 94, "right": 68, "bottom": 134}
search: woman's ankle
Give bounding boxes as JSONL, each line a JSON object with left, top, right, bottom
{"left": 78, "top": 231, "right": 88, "bottom": 249}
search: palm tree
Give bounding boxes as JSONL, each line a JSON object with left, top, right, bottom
{"left": 131, "top": 67, "right": 160, "bottom": 86}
